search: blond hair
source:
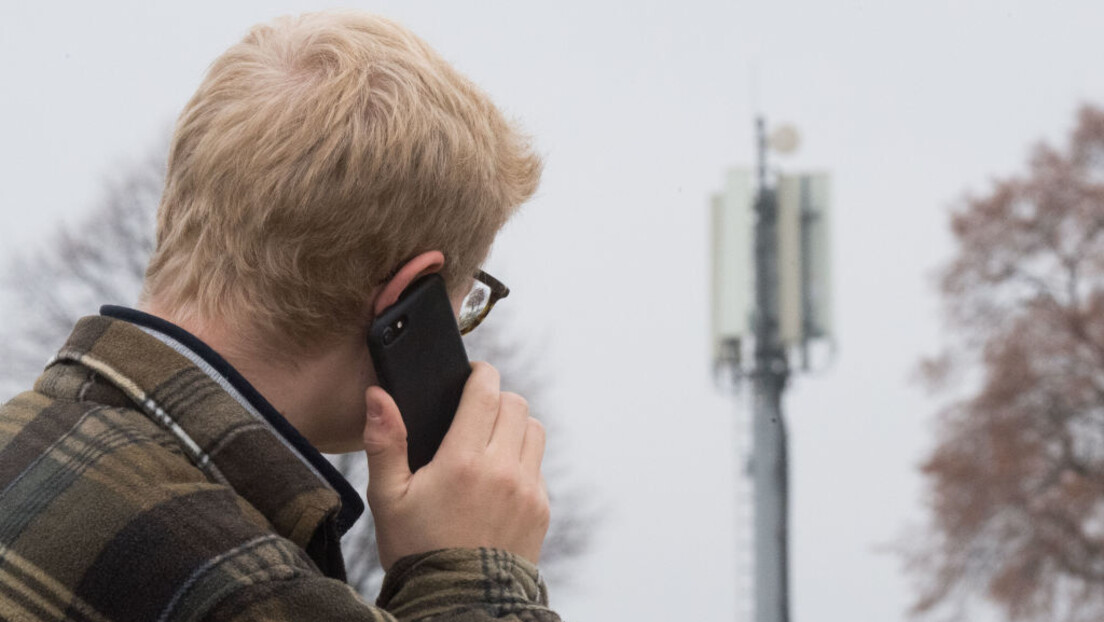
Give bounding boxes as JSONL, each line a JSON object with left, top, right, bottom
{"left": 143, "top": 11, "right": 541, "bottom": 354}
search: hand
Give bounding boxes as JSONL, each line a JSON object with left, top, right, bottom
{"left": 363, "top": 362, "right": 550, "bottom": 570}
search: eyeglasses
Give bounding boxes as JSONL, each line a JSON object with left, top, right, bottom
{"left": 458, "top": 270, "right": 510, "bottom": 335}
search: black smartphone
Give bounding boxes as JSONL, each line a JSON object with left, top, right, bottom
{"left": 367, "top": 273, "right": 471, "bottom": 472}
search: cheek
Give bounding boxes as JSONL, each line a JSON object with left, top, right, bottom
{"left": 449, "top": 294, "right": 462, "bottom": 317}
{"left": 361, "top": 347, "right": 380, "bottom": 388}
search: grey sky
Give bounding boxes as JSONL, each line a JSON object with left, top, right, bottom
{"left": 3, "top": 1, "right": 1104, "bottom": 620}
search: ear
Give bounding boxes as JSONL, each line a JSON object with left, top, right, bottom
{"left": 372, "top": 251, "right": 446, "bottom": 315}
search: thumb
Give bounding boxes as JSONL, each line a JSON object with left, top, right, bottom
{"left": 363, "top": 386, "right": 412, "bottom": 500}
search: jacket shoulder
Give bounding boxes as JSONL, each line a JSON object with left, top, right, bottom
{"left": 0, "top": 390, "right": 295, "bottom": 622}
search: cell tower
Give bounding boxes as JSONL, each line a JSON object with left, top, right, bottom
{"left": 711, "top": 118, "right": 833, "bottom": 622}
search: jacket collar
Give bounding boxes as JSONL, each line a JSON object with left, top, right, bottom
{"left": 51, "top": 308, "right": 364, "bottom": 548}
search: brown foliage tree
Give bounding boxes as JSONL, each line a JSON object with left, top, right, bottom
{"left": 912, "top": 105, "right": 1104, "bottom": 621}
{"left": 0, "top": 145, "right": 591, "bottom": 599}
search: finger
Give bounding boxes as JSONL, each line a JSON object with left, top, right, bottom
{"left": 520, "top": 417, "right": 546, "bottom": 475}
{"left": 363, "top": 386, "right": 412, "bottom": 501}
{"left": 487, "top": 392, "right": 529, "bottom": 457}
{"left": 539, "top": 476, "right": 550, "bottom": 514}
{"left": 439, "top": 362, "right": 500, "bottom": 454}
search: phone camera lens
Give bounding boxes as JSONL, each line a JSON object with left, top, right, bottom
{"left": 380, "top": 316, "right": 406, "bottom": 346}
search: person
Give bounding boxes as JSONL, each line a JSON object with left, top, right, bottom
{"left": 0, "top": 10, "right": 560, "bottom": 622}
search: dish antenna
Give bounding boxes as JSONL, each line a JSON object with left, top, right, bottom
{"left": 769, "top": 124, "right": 800, "bottom": 155}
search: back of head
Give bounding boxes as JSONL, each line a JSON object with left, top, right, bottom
{"left": 143, "top": 10, "right": 542, "bottom": 355}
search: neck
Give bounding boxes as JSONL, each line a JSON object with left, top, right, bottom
{"left": 139, "top": 301, "right": 369, "bottom": 454}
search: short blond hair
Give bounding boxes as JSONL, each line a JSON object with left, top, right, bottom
{"left": 143, "top": 11, "right": 541, "bottom": 353}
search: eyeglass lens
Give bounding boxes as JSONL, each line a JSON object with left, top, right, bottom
{"left": 459, "top": 280, "right": 491, "bottom": 331}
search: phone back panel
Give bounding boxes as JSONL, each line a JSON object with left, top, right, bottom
{"left": 368, "top": 274, "right": 471, "bottom": 472}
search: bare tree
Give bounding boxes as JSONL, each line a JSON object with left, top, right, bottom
{"left": 911, "top": 105, "right": 1104, "bottom": 622}
{"left": 1, "top": 154, "right": 162, "bottom": 393}
{"left": 0, "top": 145, "right": 591, "bottom": 599}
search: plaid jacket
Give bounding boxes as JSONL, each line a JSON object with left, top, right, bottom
{"left": 0, "top": 308, "right": 559, "bottom": 621}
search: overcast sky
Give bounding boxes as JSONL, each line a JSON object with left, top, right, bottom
{"left": 4, "top": 2, "right": 1104, "bottom": 620}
